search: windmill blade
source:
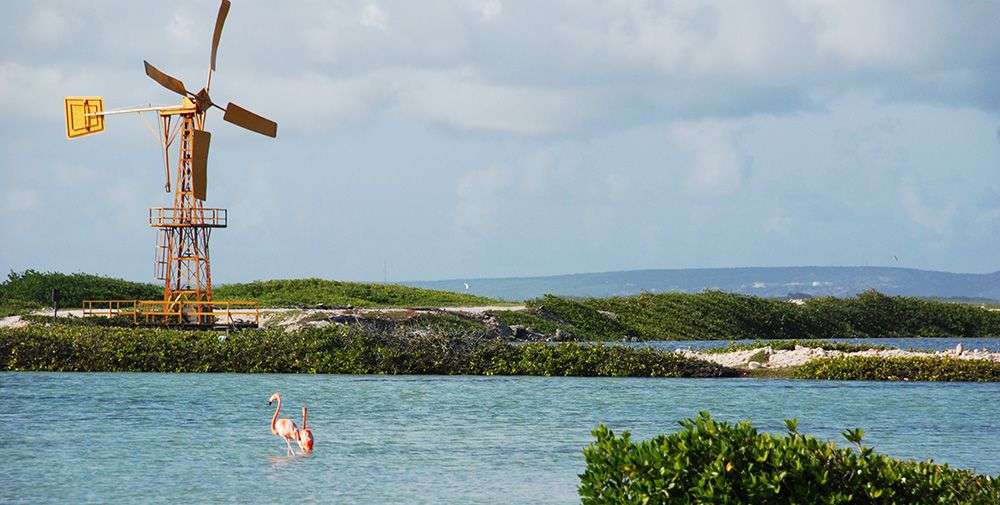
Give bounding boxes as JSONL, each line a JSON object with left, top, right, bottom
{"left": 223, "top": 102, "right": 277, "bottom": 138}
{"left": 144, "top": 61, "right": 189, "bottom": 97}
{"left": 210, "top": 0, "right": 231, "bottom": 71}
{"left": 192, "top": 129, "right": 211, "bottom": 201}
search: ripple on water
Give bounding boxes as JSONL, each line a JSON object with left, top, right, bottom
{"left": 1, "top": 372, "right": 998, "bottom": 504}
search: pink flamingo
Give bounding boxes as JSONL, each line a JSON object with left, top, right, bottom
{"left": 297, "top": 406, "right": 314, "bottom": 453}
{"left": 268, "top": 393, "right": 299, "bottom": 455}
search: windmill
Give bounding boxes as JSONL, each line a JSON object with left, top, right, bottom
{"left": 63, "top": 0, "right": 274, "bottom": 326}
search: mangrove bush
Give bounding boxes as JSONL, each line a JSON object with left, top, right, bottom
{"left": 0, "top": 324, "right": 734, "bottom": 377}
{"left": 579, "top": 412, "right": 1000, "bottom": 504}
{"left": 793, "top": 356, "right": 1000, "bottom": 382}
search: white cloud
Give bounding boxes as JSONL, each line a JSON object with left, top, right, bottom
{"left": 761, "top": 213, "right": 799, "bottom": 235}
{"left": 25, "top": 7, "right": 72, "bottom": 47}
{"left": 361, "top": 2, "right": 389, "bottom": 32}
{"left": 899, "top": 178, "right": 957, "bottom": 234}
{"left": 397, "top": 68, "right": 588, "bottom": 134}
{"left": 466, "top": 0, "right": 503, "bottom": 20}
{"left": 452, "top": 165, "right": 512, "bottom": 241}
{"left": 2, "top": 189, "right": 39, "bottom": 212}
{"left": 671, "top": 121, "right": 745, "bottom": 198}
{"left": 0, "top": 61, "right": 64, "bottom": 120}
{"left": 166, "top": 12, "right": 199, "bottom": 53}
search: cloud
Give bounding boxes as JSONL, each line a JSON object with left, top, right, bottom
{"left": 2, "top": 189, "right": 38, "bottom": 212}
{"left": 25, "top": 7, "right": 72, "bottom": 47}
{"left": 899, "top": 178, "right": 957, "bottom": 234}
{"left": 670, "top": 121, "right": 746, "bottom": 198}
{"left": 397, "top": 68, "right": 589, "bottom": 134}
{"left": 452, "top": 165, "right": 512, "bottom": 241}
{"left": 0, "top": 61, "right": 64, "bottom": 121}
{"left": 361, "top": 2, "right": 389, "bottom": 31}
{"left": 466, "top": 0, "right": 502, "bottom": 20}
{"left": 761, "top": 213, "right": 799, "bottom": 235}
{"left": 166, "top": 12, "right": 199, "bottom": 53}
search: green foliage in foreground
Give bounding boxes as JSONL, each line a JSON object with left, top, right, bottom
{"left": 505, "top": 290, "right": 1000, "bottom": 341}
{"left": 579, "top": 412, "right": 1000, "bottom": 504}
{"left": 0, "top": 270, "right": 159, "bottom": 311}
{"left": 0, "top": 324, "right": 734, "bottom": 377}
{"left": 213, "top": 278, "right": 507, "bottom": 308}
{"left": 793, "top": 356, "right": 1000, "bottom": 382}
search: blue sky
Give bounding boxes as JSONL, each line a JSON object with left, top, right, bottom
{"left": 1, "top": 0, "right": 999, "bottom": 283}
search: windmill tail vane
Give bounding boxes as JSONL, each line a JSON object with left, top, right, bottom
{"left": 63, "top": 0, "right": 276, "bottom": 328}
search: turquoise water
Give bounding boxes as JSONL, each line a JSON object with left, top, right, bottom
{"left": 2, "top": 373, "right": 998, "bottom": 504}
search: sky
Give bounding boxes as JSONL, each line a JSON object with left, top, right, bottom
{"left": 1, "top": 0, "right": 999, "bottom": 283}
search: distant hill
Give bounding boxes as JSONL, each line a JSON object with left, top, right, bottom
{"left": 402, "top": 267, "right": 1000, "bottom": 302}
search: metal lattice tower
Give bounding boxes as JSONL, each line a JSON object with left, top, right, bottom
{"left": 64, "top": 0, "right": 275, "bottom": 327}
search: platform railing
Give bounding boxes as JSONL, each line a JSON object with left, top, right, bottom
{"left": 148, "top": 207, "right": 227, "bottom": 227}
{"left": 83, "top": 299, "right": 258, "bottom": 327}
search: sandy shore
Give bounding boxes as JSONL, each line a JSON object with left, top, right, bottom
{"left": 679, "top": 344, "right": 1000, "bottom": 369}
{"left": 0, "top": 306, "right": 526, "bottom": 332}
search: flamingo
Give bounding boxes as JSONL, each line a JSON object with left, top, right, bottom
{"left": 268, "top": 393, "right": 299, "bottom": 455}
{"left": 297, "top": 406, "right": 314, "bottom": 453}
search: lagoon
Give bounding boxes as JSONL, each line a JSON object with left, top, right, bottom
{"left": 2, "top": 372, "right": 998, "bottom": 504}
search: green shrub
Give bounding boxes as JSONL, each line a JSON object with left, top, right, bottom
{"left": 0, "top": 298, "right": 44, "bottom": 317}
{"left": 0, "top": 270, "right": 159, "bottom": 309}
{"left": 0, "top": 324, "right": 735, "bottom": 377}
{"left": 526, "top": 295, "right": 636, "bottom": 340}
{"left": 579, "top": 412, "right": 1000, "bottom": 504}
{"left": 793, "top": 356, "right": 1000, "bottom": 382}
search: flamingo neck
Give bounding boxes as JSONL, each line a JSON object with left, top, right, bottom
{"left": 270, "top": 396, "right": 281, "bottom": 435}
{"left": 302, "top": 407, "right": 308, "bottom": 429}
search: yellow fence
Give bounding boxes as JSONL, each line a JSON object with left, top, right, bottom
{"left": 83, "top": 299, "right": 259, "bottom": 327}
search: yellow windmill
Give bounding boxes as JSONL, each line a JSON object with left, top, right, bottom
{"left": 64, "top": 0, "right": 274, "bottom": 327}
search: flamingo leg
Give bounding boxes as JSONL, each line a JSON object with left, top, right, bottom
{"left": 285, "top": 438, "right": 294, "bottom": 455}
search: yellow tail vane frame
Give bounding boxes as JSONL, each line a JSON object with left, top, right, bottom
{"left": 64, "top": 96, "right": 105, "bottom": 139}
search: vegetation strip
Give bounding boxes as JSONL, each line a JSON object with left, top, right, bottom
{"left": 0, "top": 324, "right": 734, "bottom": 377}
{"left": 579, "top": 412, "right": 1000, "bottom": 503}
{"left": 497, "top": 291, "right": 1000, "bottom": 341}
{"left": 0, "top": 270, "right": 506, "bottom": 315}
{"left": 793, "top": 355, "right": 1000, "bottom": 382}
{"left": 6, "top": 271, "right": 1000, "bottom": 343}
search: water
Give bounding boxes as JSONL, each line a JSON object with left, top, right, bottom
{"left": 2, "top": 372, "right": 998, "bottom": 504}
{"left": 640, "top": 337, "right": 1000, "bottom": 352}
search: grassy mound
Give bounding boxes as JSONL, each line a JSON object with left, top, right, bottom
{"left": 495, "top": 290, "right": 1000, "bottom": 341}
{"left": 213, "top": 278, "right": 505, "bottom": 308}
{"left": 580, "top": 412, "right": 1000, "bottom": 503}
{"left": 0, "top": 270, "right": 506, "bottom": 312}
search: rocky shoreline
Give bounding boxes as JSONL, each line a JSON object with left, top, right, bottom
{"left": 679, "top": 343, "right": 1000, "bottom": 369}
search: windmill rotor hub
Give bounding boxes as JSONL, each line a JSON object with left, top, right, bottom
{"left": 195, "top": 88, "right": 213, "bottom": 114}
